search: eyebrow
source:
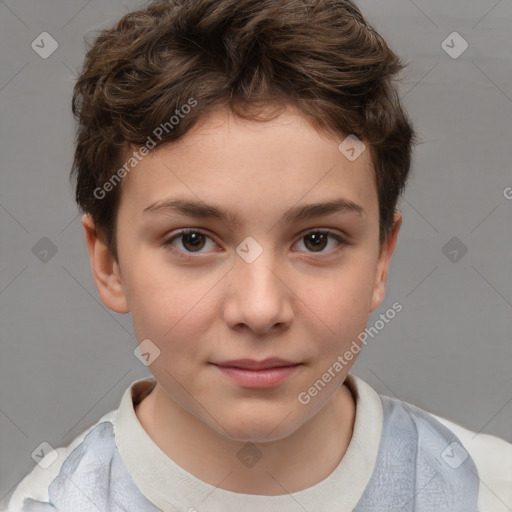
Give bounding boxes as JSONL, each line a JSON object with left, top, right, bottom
{"left": 143, "top": 197, "right": 366, "bottom": 225}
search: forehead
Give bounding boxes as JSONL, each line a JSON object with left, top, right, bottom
{"left": 117, "top": 106, "right": 378, "bottom": 225}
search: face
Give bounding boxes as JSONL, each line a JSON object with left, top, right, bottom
{"left": 84, "top": 105, "right": 400, "bottom": 443}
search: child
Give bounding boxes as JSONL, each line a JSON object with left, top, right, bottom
{"left": 5, "top": 0, "right": 512, "bottom": 511}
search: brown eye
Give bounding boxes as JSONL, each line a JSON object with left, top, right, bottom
{"left": 295, "top": 230, "right": 346, "bottom": 254}
{"left": 180, "top": 232, "right": 206, "bottom": 252}
{"left": 303, "top": 232, "right": 329, "bottom": 252}
{"left": 162, "top": 229, "right": 215, "bottom": 255}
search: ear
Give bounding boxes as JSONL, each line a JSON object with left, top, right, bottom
{"left": 81, "top": 214, "right": 129, "bottom": 314}
{"left": 369, "top": 210, "right": 402, "bottom": 313}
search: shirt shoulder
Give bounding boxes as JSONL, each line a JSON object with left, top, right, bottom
{"left": 374, "top": 392, "right": 512, "bottom": 511}
{"left": 427, "top": 411, "right": 512, "bottom": 512}
{"left": 3, "top": 410, "right": 117, "bottom": 512}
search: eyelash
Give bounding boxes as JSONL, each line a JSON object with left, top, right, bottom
{"left": 161, "top": 228, "right": 349, "bottom": 260}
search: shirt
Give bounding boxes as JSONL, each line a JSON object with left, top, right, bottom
{"left": 4, "top": 373, "right": 512, "bottom": 512}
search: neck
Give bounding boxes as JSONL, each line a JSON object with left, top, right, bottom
{"left": 135, "top": 381, "right": 356, "bottom": 495}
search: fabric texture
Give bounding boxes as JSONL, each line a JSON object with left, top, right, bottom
{"left": 4, "top": 373, "right": 511, "bottom": 512}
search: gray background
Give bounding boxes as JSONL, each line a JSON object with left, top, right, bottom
{"left": 1, "top": 0, "right": 511, "bottom": 505}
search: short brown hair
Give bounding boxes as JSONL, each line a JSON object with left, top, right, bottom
{"left": 71, "top": 0, "right": 418, "bottom": 259}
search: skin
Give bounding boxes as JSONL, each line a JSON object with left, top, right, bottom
{"left": 82, "top": 105, "right": 401, "bottom": 495}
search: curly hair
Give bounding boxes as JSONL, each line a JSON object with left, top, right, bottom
{"left": 71, "top": 0, "right": 419, "bottom": 259}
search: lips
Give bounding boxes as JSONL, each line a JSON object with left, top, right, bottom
{"left": 212, "top": 358, "right": 300, "bottom": 370}
{"left": 212, "top": 360, "right": 302, "bottom": 388}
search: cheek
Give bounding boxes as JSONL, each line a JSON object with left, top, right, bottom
{"left": 126, "top": 256, "right": 219, "bottom": 353}
{"left": 129, "top": 273, "right": 208, "bottom": 383}
{"left": 299, "top": 261, "right": 376, "bottom": 346}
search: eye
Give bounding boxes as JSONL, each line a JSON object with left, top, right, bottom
{"left": 293, "top": 229, "right": 347, "bottom": 255}
{"left": 162, "top": 229, "right": 217, "bottom": 256}
{"left": 162, "top": 228, "right": 347, "bottom": 258}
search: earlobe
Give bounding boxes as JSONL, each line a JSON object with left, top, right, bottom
{"left": 81, "top": 214, "right": 129, "bottom": 314}
{"left": 369, "top": 211, "right": 402, "bottom": 313}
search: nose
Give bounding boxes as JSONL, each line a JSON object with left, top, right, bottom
{"left": 223, "top": 248, "right": 294, "bottom": 335}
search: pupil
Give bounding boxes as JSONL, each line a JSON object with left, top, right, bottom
{"left": 305, "top": 233, "right": 327, "bottom": 251}
{"left": 183, "top": 232, "right": 205, "bottom": 251}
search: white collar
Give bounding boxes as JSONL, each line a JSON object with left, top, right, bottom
{"left": 114, "top": 372, "right": 383, "bottom": 512}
